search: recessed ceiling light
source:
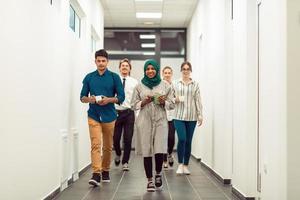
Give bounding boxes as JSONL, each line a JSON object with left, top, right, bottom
{"left": 136, "top": 12, "right": 162, "bottom": 19}
{"left": 143, "top": 52, "right": 156, "bottom": 55}
{"left": 140, "top": 34, "right": 156, "bottom": 39}
{"left": 135, "top": 0, "right": 163, "bottom": 2}
{"left": 143, "top": 22, "right": 155, "bottom": 25}
{"left": 141, "top": 43, "right": 156, "bottom": 48}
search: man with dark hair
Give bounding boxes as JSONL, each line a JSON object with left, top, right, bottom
{"left": 80, "top": 49, "right": 125, "bottom": 186}
{"left": 113, "top": 58, "right": 138, "bottom": 171}
{"left": 95, "top": 49, "right": 109, "bottom": 60}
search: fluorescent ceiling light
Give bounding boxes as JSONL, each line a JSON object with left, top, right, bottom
{"left": 143, "top": 22, "right": 155, "bottom": 25}
{"left": 143, "top": 52, "right": 155, "bottom": 55}
{"left": 135, "top": 0, "right": 163, "bottom": 2}
{"left": 141, "top": 43, "right": 155, "bottom": 48}
{"left": 136, "top": 12, "right": 162, "bottom": 19}
{"left": 140, "top": 34, "right": 156, "bottom": 39}
{"left": 108, "top": 50, "right": 154, "bottom": 55}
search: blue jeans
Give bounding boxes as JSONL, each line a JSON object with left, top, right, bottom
{"left": 173, "top": 120, "right": 197, "bottom": 165}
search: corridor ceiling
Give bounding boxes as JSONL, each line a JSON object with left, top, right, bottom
{"left": 100, "top": 0, "right": 199, "bottom": 28}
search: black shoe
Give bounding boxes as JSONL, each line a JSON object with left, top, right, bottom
{"left": 147, "top": 181, "right": 155, "bottom": 192}
{"left": 115, "top": 156, "right": 120, "bottom": 166}
{"left": 102, "top": 171, "right": 110, "bottom": 183}
{"left": 88, "top": 173, "right": 101, "bottom": 187}
{"left": 155, "top": 174, "right": 163, "bottom": 190}
{"left": 168, "top": 154, "right": 174, "bottom": 167}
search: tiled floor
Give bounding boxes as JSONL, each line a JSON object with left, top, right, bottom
{"left": 54, "top": 153, "right": 239, "bottom": 200}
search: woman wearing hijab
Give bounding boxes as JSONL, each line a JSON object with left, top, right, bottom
{"left": 131, "top": 59, "right": 175, "bottom": 192}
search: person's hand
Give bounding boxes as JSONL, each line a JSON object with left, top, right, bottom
{"left": 96, "top": 96, "right": 110, "bottom": 105}
{"left": 141, "top": 95, "right": 153, "bottom": 107}
{"left": 175, "top": 96, "right": 180, "bottom": 104}
{"left": 81, "top": 96, "right": 96, "bottom": 104}
{"left": 90, "top": 95, "right": 96, "bottom": 104}
{"left": 197, "top": 118, "right": 203, "bottom": 126}
{"left": 158, "top": 95, "right": 166, "bottom": 105}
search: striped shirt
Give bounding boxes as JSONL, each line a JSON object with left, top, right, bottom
{"left": 172, "top": 78, "right": 203, "bottom": 121}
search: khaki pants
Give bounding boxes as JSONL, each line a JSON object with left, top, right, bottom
{"left": 88, "top": 117, "right": 115, "bottom": 173}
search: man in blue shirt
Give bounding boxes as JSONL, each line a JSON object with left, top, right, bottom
{"left": 80, "top": 49, "right": 125, "bottom": 186}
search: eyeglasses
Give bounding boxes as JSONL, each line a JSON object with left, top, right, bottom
{"left": 182, "top": 68, "right": 190, "bottom": 71}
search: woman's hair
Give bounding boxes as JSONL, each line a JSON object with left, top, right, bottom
{"left": 180, "top": 61, "right": 192, "bottom": 72}
{"left": 162, "top": 66, "right": 173, "bottom": 73}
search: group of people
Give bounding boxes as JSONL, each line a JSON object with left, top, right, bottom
{"left": 80, "top": 49, "right": 203, "bottom": 192}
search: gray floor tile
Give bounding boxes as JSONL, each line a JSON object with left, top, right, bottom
{"left": 55, "top": 152, "right": 236, "bottom": 200}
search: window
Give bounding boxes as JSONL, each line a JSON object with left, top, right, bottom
{"left": 91, "top": 36, "right": 97, "bottom": 52}
{"left": 91, "top": 26, "right": 100, "bottom": 53}
{"left": 69, "top": 5, "right": 81, "bottom": 38}
{"left": 104, "top": 30, "right": 156, "bottom": 56}
{"left": 104, "top": 28, "right": 186, "bottom": 60}
{"left": 160, "top": 30, "right": 186, "bottom": 56}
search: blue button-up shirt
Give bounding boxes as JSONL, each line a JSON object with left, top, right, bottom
{"left": 80, "top": 69, "right": 125, "bottom": 123}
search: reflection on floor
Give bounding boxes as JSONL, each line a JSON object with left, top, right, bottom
{"left": 54, "top": 153, "right": 239, "bottom": 200}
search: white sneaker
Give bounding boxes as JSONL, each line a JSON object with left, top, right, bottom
{"left": 183, "top": 165, "right": 190, "bottom": 175}
{"left": 122, "top": 163, "right": 130, "bottom": 171}
{"left": 147, "top": 181, "right": 155, "bottom": 192}
{"left": 163, "top": 162, "right": 168, "bottom": 169}
{"left": 176, "top": 164, "right": 184, "bottom": 174}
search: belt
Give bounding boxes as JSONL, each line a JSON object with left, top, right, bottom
{"left": 116, "top": 109, "right": 132, "bottom": 113}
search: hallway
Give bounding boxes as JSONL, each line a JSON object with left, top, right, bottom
{"left": 54, "top": 154, "right": 236, "bottom": 200}
{"left": 1, "top": 0, "right": 300, "bottom": 200}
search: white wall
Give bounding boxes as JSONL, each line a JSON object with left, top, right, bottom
{"left": 188, "top": 0, "right": 213, "bottom": 166}
{"left": 187, "top": 0, "right": 233, "bottom": 181}
{"left": 0, "top": 0, "right": 103, "bottom": 199}
{"left": 258, "top": 0, "right": 287, "bottom": 199}
{"left": 286, "top": 1, "right": 300, "bottom": 199}
{"left": 231, "top": 0, "right": 257, "bottom": 197}
{"left": 188, "top": 0, "right": 291, "bottom": 199}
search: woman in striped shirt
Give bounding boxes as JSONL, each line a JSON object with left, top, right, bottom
{"left": 172, "top": 61, "right": 203, "bottom": 175}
